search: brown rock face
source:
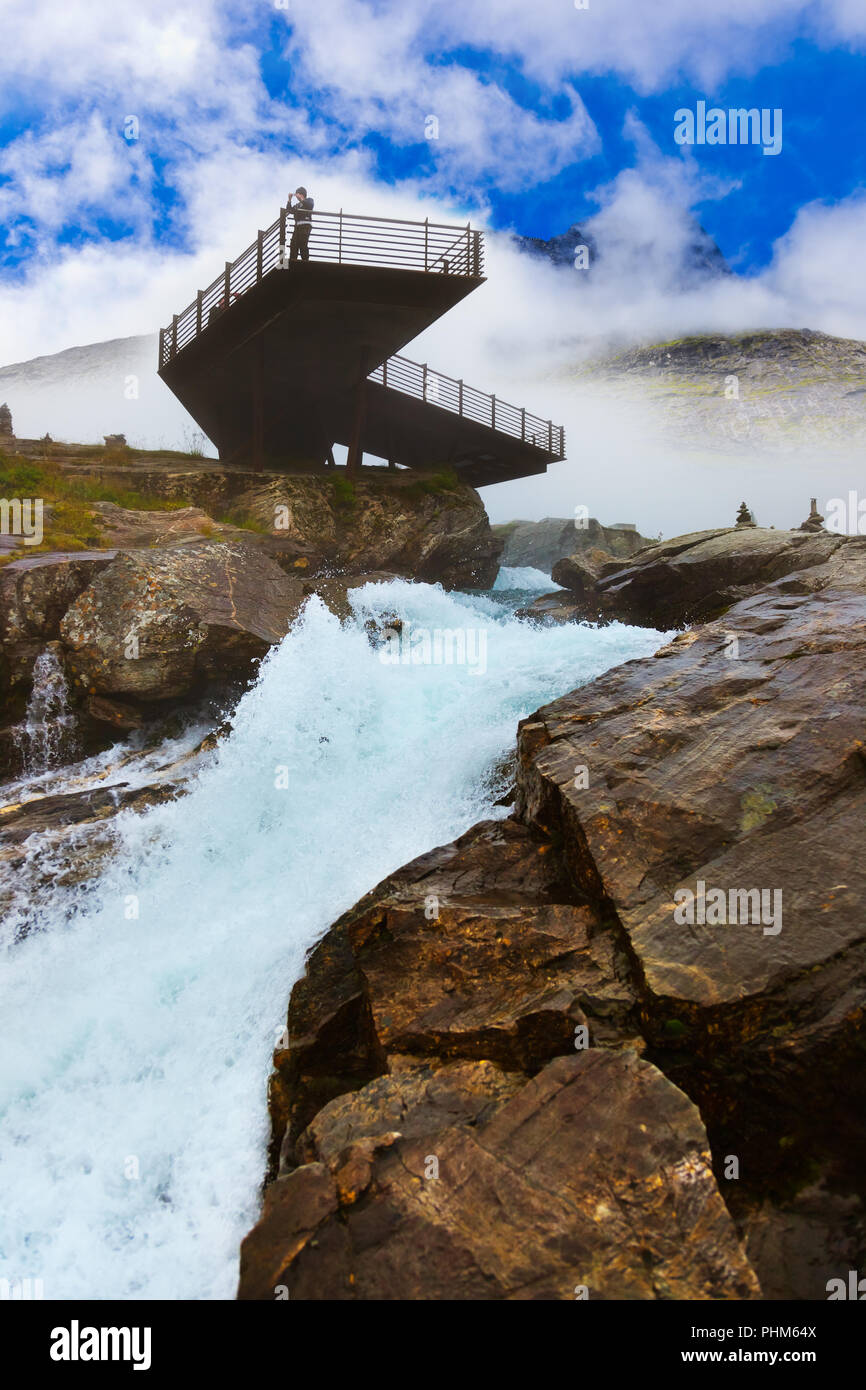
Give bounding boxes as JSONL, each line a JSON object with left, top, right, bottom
{"left": 548, "top": 526, "right": 849, "bottom": 628}
{"left": 272, "top": 818, "right": 641, "bottom": 1172}
{"left": 240, "top": 537, "right": 866, "bottom": 1300}
{"left": 548, "top": 545, "right": 617, "bottom": 598}
{"left": 0, "top": 551, "right": 116, "bottom": 694}
{"left": 59, "top": 541, "right": 306, "bottom": 700}
{"left": 241, "top": 1051, "right": 758, "bottom": 1301}
{"left": 59, "top": 463, "right": 502, "bottom": 589}
{"left": 517, "top": 542, "right": 866, "bottom": 1222}
{"left": 89, "top": 501, "right": 246, "bottom": 549}
{"left": 242, "top": 816, "right": 756, "bottom": 1300}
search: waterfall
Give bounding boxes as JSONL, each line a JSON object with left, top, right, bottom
{"left": 14, "top": 645, "right": 80, "bottom": 773}
{"left": 0, "top": 579, "right": 664, "bottom": 1299}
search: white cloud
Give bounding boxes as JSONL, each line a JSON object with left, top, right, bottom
{"left": 2, "top": 0, "right": 865, "bottom": 539}
{"left": 284, "top": 0, "right": 866, "bottom": 97}
{"left": 278, "top": 0, "right": 599, "bottom": 191}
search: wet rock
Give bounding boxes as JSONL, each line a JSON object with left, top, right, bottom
{"left": 550, "top": 525, "right": 851, "bottom": 629}
{"left": 0, "top": 722, "right": 223, "bottom": 934}
{"left": 0, "top": 551, "right": 117, "bottom": 694}
{"left": 549, "top": 545, "right": 618, "bottom": 599}
{"left": 59, "top": 541, "right": 306, "bottom": 700}
{"left": 517, "top": 543, "right": 866, "bottom": 1192}
{"left": 515, "top": 591, "right": 586, "bottom": 625}
{"left": 269, "top": 817, "right": 641, "bottom": 1175}
{"left": 239, "top": 1050, "right": 759, "bottom": 1300}
{"left": 739, "top": 1179, "right": 866, "bottom": 1301}
{"left": 85, "top": 694, "right": 145, "bottom": 730}
{"left": 0, "top": 778, "right": 182, "bottom": 843}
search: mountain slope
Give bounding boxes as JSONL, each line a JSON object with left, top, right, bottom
{"left": 0, "top": 334, "right": 206, "bottom": 453}
{"left": 514, "top": 220, "right": 730, "bottom": 281}
{"left": 573, "top": 328, "right": 866, "bottom": 453}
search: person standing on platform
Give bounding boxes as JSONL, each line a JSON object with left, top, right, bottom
{"left": 288, "top": 187, "right": 314, "bottom": 262}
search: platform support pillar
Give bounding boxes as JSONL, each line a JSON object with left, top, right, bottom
{"left": 251, "top": 338, "right": 264, "bottom": 469}
{"left": 346, "top": 378, "right": 367, "bottom": 474}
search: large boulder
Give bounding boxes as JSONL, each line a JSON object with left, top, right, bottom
{"left": 59, "top": 541, "right": 306, "bottom": 700}
{"left": 270, "top": 818, "right": 641, "bottom": 1173}
{"left": 245, "top": 815, "right": 757, "bottom": 1299}
{"left": 550, "top": 525, "right": 848, "bottom": 627}
{"left": 240, "top": 1049, "right": 758, "bottom": 1301}
{"left": 547, "top": 545, "right": 615, "bottom": 598}
{"left": 518, "top": 539, "right": 866, "bottom": 1208}
{"left": 0, "top": 551, "right": 117, "bottom": 695}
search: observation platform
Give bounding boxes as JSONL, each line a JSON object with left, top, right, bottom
{"left": 158, "top": 207, "right": 565, "bottom": 480}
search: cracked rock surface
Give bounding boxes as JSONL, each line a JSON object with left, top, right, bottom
{"left": 239, "top": 537, "right": 866, "bottom": 1300}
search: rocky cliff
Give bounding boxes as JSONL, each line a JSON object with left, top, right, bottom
{"left": 494, "top": 515, "right": 651, "bottom": 574}
{"left": 1, "top": 441, "right": 501, "bottom": 587}
{"left": 238, "top": 530, "right": 866, "bottom": 1300}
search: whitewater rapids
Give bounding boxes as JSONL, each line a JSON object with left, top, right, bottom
{"left": 0, "top": 578, "right": 663, "bottom": 1299}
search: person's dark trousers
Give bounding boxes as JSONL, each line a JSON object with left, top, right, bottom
{"left": 290, "top": 224, "right": 311, "bottom": 262}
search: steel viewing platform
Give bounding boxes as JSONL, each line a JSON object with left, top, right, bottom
{"left": 157, "top": 206, "right": 565, "bottom": 484}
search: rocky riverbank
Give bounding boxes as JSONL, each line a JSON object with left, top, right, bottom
{"left": 238, "top": 526, "right": 866, "bottom": 1300}
{"left": 519, "top": 516, "right": 858, "bottom": 628}
{"left": 0, "top": 440, "right": 502, "bottom": 776}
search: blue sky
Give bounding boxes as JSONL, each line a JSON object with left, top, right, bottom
{"left": 1, "top": 0, "right": 866, "bottom": 362}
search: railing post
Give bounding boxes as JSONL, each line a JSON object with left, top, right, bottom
{"left": 474, "top": 230, "right": 481, "bottom": 275}
{"left": 548, "top": 419, "right": 553, "bottom": 452}
{"left": 521, "top": 407, "right": 525, "bottom": 441}
{"left": 338, "top": 208, "right": 343, "bottom": 264}
{"left": 383, "top": 357, "right": 387, "bottom": 387}
{"left": 224, "top": 261, "right": 231, "bottom": 307}
{"left": 458, "top": 379, "right": 463, "bottom": 415}
{"left": 279, "top": 205, "right": 286, "bottom": 264}
{"left": 466, "top": 223, "right": 470, "bottom": 275}
{"left": 196, "top": 291, "right": 203, "bottom": 335}
{"left": 171, "top": 314, "right": 178, "bottom": 357}
{"left": 491, "top": 393, "right": 496, "bottom": 429}
{"left": 257, "top": 230, "right": 263, "bottom": 281}
{"left": 159, "top": 327, "right": 164, "bottom": 365}
{"left": 422, "top": 364, "right": 428, "bottom": 401}
{"left": 424, "top": 217, "right": 428, "bottom": 271}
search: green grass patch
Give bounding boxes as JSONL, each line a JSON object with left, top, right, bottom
{"left": 0, "top": 451, "right": 185, "bottom": 556}
{"left": 213, "top": 507, "right": 269, "bottom": 534}
{"left": 331, "top": 475, "right": 357, "bottom": 509}
{"left": 405, "top": 467, "right": 461, "bottom": 498}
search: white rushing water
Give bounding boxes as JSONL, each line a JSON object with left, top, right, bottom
{"left": 12, "top": 646, "right": 80, "bottom": 774}
{"left": 492, "top": 564, "right": 559, "bottom": 592}
{"left": 0, "top": 579, "right": 663, "bottom": 1300}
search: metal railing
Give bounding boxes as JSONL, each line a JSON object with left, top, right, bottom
{"left": 159, "top": 208, "right": 485, "bottom": 367}
{"left": 368, "top": 354, "right": 565, "bottom": 459}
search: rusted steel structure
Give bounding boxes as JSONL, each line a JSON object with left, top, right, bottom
{"left": 158, "top": 207, "right": 565, "bottom": 483}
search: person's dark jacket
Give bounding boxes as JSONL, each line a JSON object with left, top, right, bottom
{"left": 290, "top": 196, "right": 314, "bottom": 225}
